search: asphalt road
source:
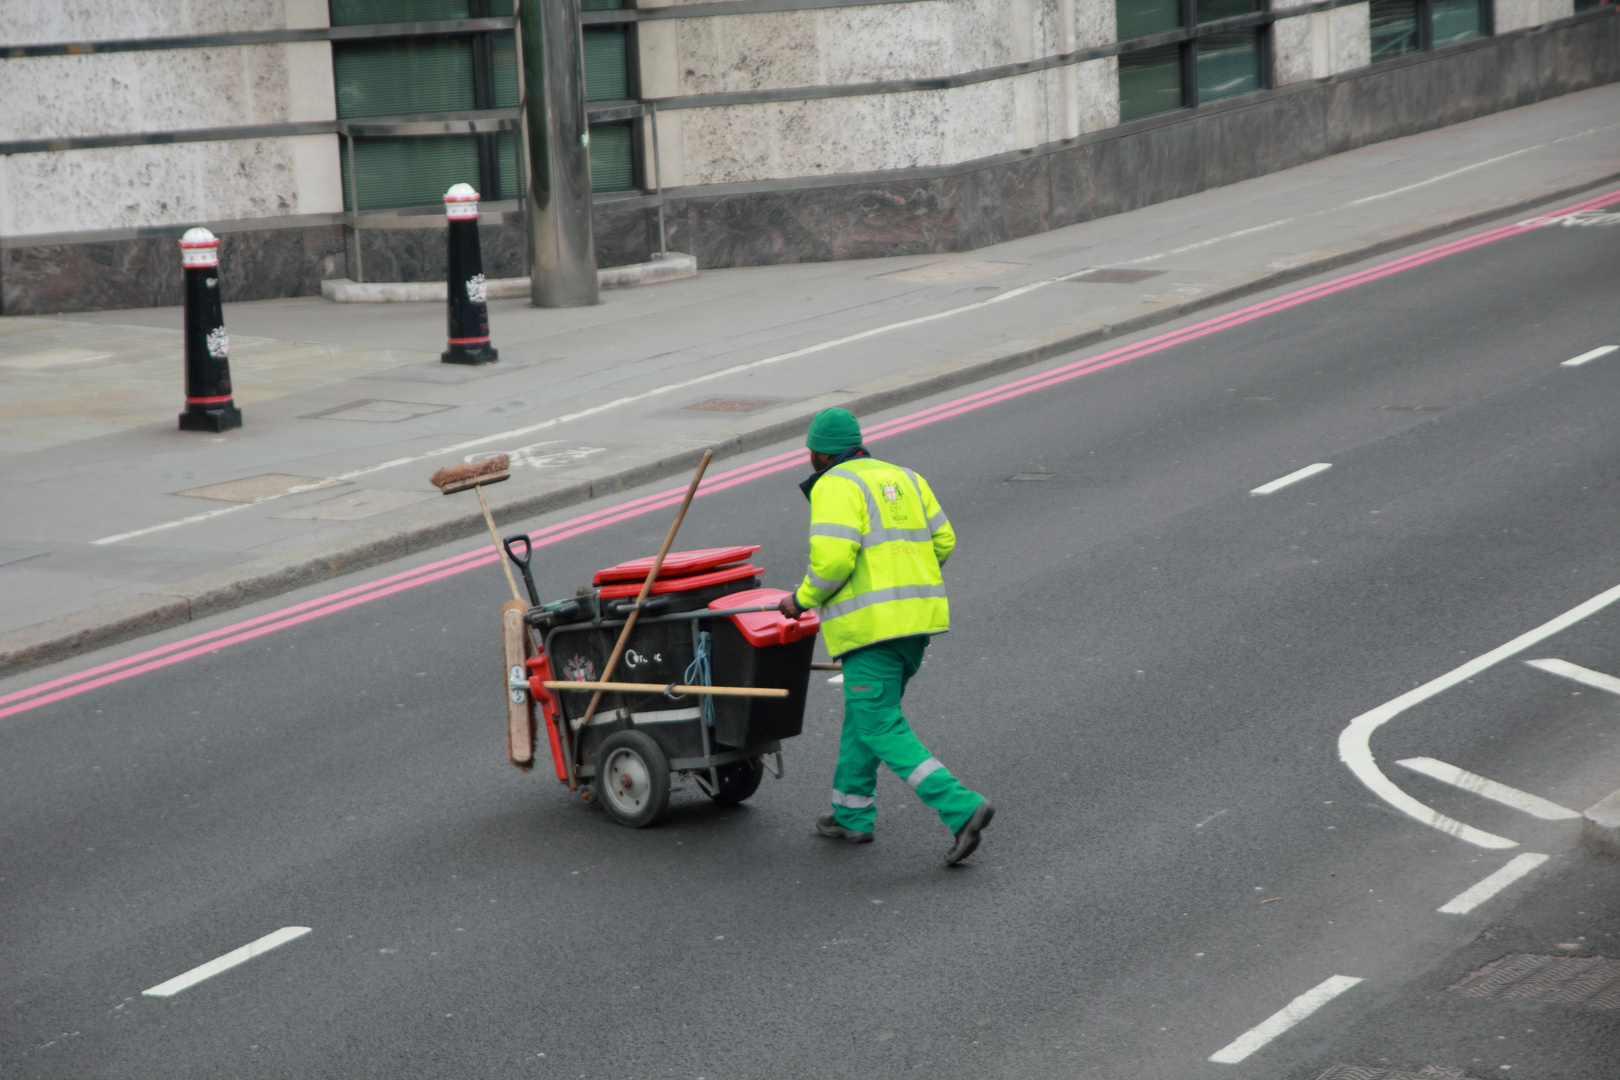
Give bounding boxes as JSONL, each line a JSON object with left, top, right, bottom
{"left": 5, "top": 198, "right": 1620, "bottom": 1079}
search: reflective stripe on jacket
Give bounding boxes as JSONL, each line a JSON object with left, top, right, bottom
{"left": 794, "top": 457, "right": 955, "bottom": 657}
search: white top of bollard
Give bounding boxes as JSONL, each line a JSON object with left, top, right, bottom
{"left": 179, "top": 227, "right": 220, "bottom": 267}
{"left": 444, "top": 183, "right": 480, "bottom": 220}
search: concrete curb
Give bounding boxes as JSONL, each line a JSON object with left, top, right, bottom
{"left": 319, "top": 253, "right": 698, "bottom": 302}
{"left": 4, "top": 169, "right": 1618, "bottom": 679}
{"left": 1582, "top": 788, "right": 1620, "bottom": 856}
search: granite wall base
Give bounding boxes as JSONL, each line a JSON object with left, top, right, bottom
{"left": 3, "top": 12, "right": 1614, "bottom": 314}
{"left": 2, "top": 225, "right": 346, "bottom": 316}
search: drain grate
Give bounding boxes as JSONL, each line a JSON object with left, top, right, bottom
{"left": 1006, "top": 472, "right": 1054, "bottom": 482}
{"left": 1448, "top": 953, "right": 1620, "bottom": 1010}
{"left": 1067, "top": 268, "right": 1163, "bottom": 284}
{"left": 1314, "top": 1068, "right": 1474, "bottom": 1080}
{"left": 684, "top": 398, "right": 777, "bottom": 412}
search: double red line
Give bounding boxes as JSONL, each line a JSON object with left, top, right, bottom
{"left": 4, "top": 187, "right": 1615, "bottom": 721}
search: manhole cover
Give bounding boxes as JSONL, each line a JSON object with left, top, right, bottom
{"left": 305, "top": 399, "right": 453, "bottom": 422}
{"left": 685, "top": 398, "right": 777, "bottom": 412}
{"left": 1448, "top": 953, "right": 1620, "bottom": 1010}
{"left": 177, "top": 474, "right": 340, "bottom": 503}
{"left": 1067, "top": 268, "right": 1163, "bottom": 284}
{"left": 1314, "top": 1068, "right": 1474, "bottom": 1080}
{"left": 1006, "top": 472, "right": 1054, "bottom": 482}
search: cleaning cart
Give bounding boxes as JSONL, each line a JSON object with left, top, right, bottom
{"left": 503, "top": 544, "right": 821, "bottom": 827}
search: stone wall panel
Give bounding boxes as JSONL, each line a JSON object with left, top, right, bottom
{"left": 0, "top": 46, "right": 298, "bottom": 142}
{"left": 2, "top": 139, "right": 314, "bottom": 236}
{"left": 3, "top": 1, "right": 286, "bottom": 46}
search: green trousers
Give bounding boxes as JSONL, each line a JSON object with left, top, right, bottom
{"left": 830, "top": 635, "right": 984, "bottom": 834}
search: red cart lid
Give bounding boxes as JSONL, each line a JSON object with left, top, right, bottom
{"left": 592, "top": 545, "right": 762, "bottom": 585}
{"left": 709, "top": 588, "right": 820, "bottom": 647}
{"left": 596, "top": 562, "right": 763, "bottom": 599}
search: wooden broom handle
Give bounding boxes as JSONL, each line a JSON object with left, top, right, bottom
{"left": 578, "top": 450, "right": 713, "bottom": 728}
{"left": 545, "top": 681, "right": 786, "bottom": 699}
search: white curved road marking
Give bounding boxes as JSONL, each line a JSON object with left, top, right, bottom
{"left": 1337, "top": 580, "right": 1620, "bottom": 849}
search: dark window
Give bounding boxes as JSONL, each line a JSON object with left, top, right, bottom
{"left": 583, "top": 28, "right": 631, "bottom": 101}
{"left": 330, "top": 0, "right": 640, "bottom": 206}
{"left": 578, "top": 0, "right": 639, "bottom": 192}
{"left": 1370, "top": 0, "right": 1488, "bottom": 62}
{"left": 1115, "top": 0, "right": 1266, "bottom": 120}
{"left": 331, "top": 1, "right": 524, "bottom": 210}
{"left": 1117, "top": 0, "right": 1180, "bottom": 38}
{"left": 1197, "top": 30, "right": 1262, "bottom": 101}
{"left": 1430, "top": 0, "right": 1486, "bottom": 45}
{"left": 1369, "top": 0, "right": 1422, "bottom": 60}
{"left": 1119, "top": 45, "right": 1183, "bottom": 121}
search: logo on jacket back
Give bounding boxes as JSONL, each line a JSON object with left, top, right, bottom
{"left": 882, "top": 483, "right": 900, "bottom": 503}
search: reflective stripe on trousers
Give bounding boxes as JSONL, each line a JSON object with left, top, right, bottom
{"left": 906, "top": 756, "right": 944, "bottom": 789}
{"left": 831, "top": 790, "right": 877, "bottom": 809}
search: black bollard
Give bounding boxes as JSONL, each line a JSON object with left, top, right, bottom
{"left": 441, "top": 183, "right": 499, "bottom": 365}
{"left": 177, "top": 228, "right": 243, "bottom": 432}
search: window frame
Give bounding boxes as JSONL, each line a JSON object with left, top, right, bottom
{"left": 1115, "top": 0, "right": 1272, "bottom": 122}
{"left": 1368, "top": 0, "right": 1494, "bottom": 65}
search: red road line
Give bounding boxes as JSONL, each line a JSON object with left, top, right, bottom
{"left": 3, "top": 190, "right": 1614, "bottom": 720}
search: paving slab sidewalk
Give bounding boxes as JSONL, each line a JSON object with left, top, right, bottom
{"left": 3, "top": 82, "right": 1618, "bottom": 676}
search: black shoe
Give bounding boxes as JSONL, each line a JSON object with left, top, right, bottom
{"left": 816, "top": 814, "right": 874, "bottom": 843}
{"left": 945, "top": 800, "right": 994, "bottom": 866}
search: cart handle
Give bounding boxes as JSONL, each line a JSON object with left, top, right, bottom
{"left": 541, "top": 680, "right": 787, "bottom": 699}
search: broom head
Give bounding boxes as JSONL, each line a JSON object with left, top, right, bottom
{"left": 430, "top": 454, "right": 511, "bottom": 494}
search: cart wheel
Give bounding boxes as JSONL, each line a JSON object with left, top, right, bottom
{"left": 596, "top": 730, "right": 671, "bottom": 827}
{"left": 708, "top": 757, "right": 765, "bottom": 805}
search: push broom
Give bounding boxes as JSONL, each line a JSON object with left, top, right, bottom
{"left": 428, "top": 454, "right": 524, "bottom": 604}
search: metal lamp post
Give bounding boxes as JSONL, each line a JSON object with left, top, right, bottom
{"left": 514, "top": 0, "right": 599, "bottom": 307}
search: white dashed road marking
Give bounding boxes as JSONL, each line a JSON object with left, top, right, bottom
{"left": 1396, "top": 757, "right": 1580, "bottom": 820}
{"left": 1250, "top": 463, "right": 1332, "bottom": 496}
{"left": 142, "top": 927, "right": 311, "bottom": 998}
{"left": 1525, "top": 657, "right": 1620, "bottom": 696}
{"left": 1560, "top": 345, "right": 1618, "bottom": 367}
{"left": 1208, "top": 975, "right": 1364, "bottom": 1064}
{"left": 1437, "top": 853, "right": 1550, "bottom": 914}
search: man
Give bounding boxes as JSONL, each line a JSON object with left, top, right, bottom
{"left": 779, "top": 408, "right": 994, "bottom": 866}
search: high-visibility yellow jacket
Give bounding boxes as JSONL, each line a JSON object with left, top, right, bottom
{"left": 794, "top": 456, "right": 955, "bottom": 657}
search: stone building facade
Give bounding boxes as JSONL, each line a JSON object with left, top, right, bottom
{"left": 1, "top": 0, "right": 1616, "bottom": 314}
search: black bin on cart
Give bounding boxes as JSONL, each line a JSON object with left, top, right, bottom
{"left": 526, "top": 547, "right": 819, "bottom": 827}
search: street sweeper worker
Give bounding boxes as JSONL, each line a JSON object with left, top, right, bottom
{"left": 778, "top": 408, "right": 995, "bottom": 866}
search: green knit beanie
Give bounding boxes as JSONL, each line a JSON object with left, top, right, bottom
{"left": 806, "top": 408, "right": 863, "bottom": 454}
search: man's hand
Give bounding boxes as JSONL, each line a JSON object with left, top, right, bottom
{"left": 778, "top": 592, "right": 804, "bottom": 619}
